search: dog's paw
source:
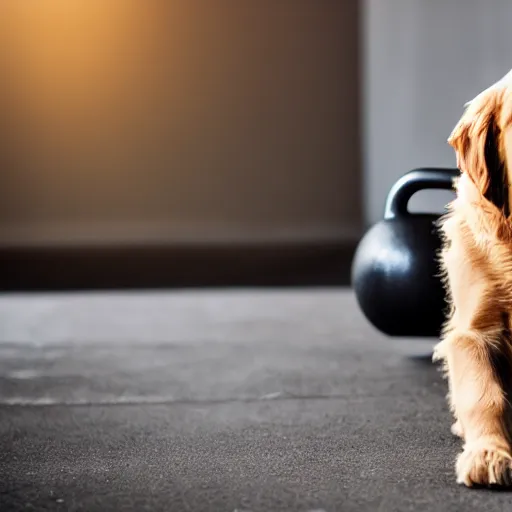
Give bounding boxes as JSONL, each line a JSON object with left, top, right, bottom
{"left": 451, "top": 420, "right": 464, "bottom": 439}
{"left": 456, "top": 445, "right": 512, "bottom": 487}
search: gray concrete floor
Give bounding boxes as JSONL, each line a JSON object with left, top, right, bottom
{"left": 0, "top": 290, "right": 507, "bottom": 511}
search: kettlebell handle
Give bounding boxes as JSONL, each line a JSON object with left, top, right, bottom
{"left": 384, "top": 167, "right": 460, "bottom": 220}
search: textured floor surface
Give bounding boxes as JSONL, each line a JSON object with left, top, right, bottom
{"left": 0, "top": 289, "right": 508, "bottom": 511}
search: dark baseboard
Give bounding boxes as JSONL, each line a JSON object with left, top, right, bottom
{"left": 0, "top": 241, "right": 357, "bottom": 292}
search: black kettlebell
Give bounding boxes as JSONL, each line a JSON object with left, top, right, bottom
{"left": 351, "top": 168, "right": 460, "bottom": 337}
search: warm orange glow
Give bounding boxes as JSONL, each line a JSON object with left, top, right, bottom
{"left": 0, "top": 1, "right": 355, "bottom": 245}
{"left": 0, "top": 1, "right": 163, "bottom": 115}
{"left": 0, "top": 0, "right": 179, "bottom": 184}
{"left": 0, "top": 1, "right": 178, "bottom": 220}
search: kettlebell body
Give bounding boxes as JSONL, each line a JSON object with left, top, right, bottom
{"left": 351, "top": 168, "right": 460, "bottom": 337}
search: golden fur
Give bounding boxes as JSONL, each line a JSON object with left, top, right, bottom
{"left": 434, "top": 71, "right": 512, "bottom": 487}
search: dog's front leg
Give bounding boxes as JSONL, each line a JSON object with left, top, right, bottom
{"left": 441, "top": 327, "right": 512, "bottom": 487}
{"left": 435, "top": 219, "right": 512, "bottom": 487}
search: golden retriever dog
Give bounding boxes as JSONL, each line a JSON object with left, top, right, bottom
{"left": 433, "top": 70, "right": 512, "bottom": 487}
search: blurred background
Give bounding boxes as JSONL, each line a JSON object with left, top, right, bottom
{"left": 0, "top": 0, "right": 509, "bottom": 290}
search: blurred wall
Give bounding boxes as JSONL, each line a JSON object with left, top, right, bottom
{"left": 0, "top": 0, "right": 361, "bottom": 247}
{"left": 363, "top": 0, "right": 512, "bottom": 226}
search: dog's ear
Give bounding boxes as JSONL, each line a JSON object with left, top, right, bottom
{"left": 448, "top": 88, "right": 509, "bottom": 215}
